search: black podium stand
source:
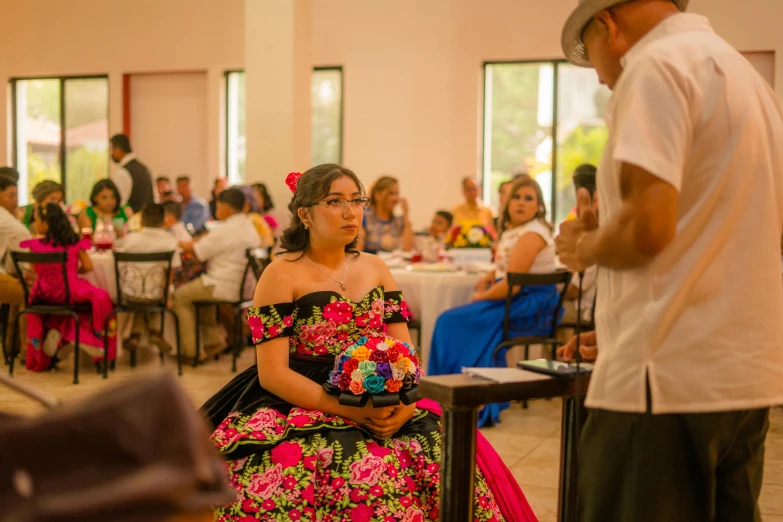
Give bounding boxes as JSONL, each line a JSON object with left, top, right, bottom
{"left": 418, "top": 371, "right": 589, "bottom": 522}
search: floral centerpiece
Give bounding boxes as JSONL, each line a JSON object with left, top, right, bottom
{"left": 324, "top": 333, "right": 422, "bottom": 407}
{"left": 447, "top": 221, "right": 492, "bottom": 249}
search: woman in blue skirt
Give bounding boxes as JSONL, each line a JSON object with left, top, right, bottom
{"left": 429, "top": 175, "right": 560, "bottom": 426}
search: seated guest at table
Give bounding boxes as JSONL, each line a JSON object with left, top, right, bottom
{"left": 77, "top": 179, "right": 132, "bottom": 238}
{"left": 562, "top": 164, "right": 598, "bottom": 222}
{"left": 163, "top": 200, "right": 192, "bottom": 242}
{"left": 0, "top": 173, "right": 30, "bottom": 357}
{"left": 253, "top": 182, "right": 279, "bottom": 235}
{"left": 199, "top": 164, "right": 536, "bottom": 521}
{"left": 176, "top": 175, "right": 210, "bottom": 232}
{"left": 428, "top": 210, "right": 453, "bottom": 240}
{"left": 430, "top": 175, "right": 559, "bottom": 427}
{"left": 21, "top": 203, "right": 116, "bottom": 371}
{"left": 209, "top": 177, "right": 228, "bottom": 220}
{"left": 118, "top": 203, "right": 180, "bottom": 355}
{"left": 156, "top": 175, "right": 177, "bottom": 202}
{"left": 562, "top": 165, "right": 599, "bottom": 325}
{"left": 238, "top": 185, "right": 274, "bottom": 248}
{"left": 357, "top": 175, "right": 413, "bottom": 253}
{"left": 172, "top": 188, "right": 261, "bottom": 363}
{"left": 452, "top": 177, "right": 498, "bottom": 238}
{"left": 495, "top": 179, "right": 512, "bottom": 232}
{"left": 19, "top": 180, "right": 64, "bottom": 230}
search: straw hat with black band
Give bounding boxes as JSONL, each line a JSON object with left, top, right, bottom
{"left": 561, "top": 0, "right": 690, "bottom": 67}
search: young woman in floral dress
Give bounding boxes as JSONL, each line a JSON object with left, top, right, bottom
{"left": 201, "top": 164, "right": 538, "bottom": 521}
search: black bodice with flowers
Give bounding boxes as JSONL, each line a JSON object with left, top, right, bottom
{"left": 246, "top": 286, "right": 411, "bottom": 363}
{"left": 202, "top": 287, "right": 410, "bottom": 429}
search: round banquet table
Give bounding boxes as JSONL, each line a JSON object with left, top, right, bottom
{"left": 389, "top": 267, "right": 482, "bottom": 371}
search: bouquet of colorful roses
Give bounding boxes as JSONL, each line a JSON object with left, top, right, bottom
{"left": 324, "top": 333, "right": 422, "bottom": 407}
{"left": 447, "top": 221, "right": 492, "bottom": 249}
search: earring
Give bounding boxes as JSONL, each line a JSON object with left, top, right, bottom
{"left": 304, "top": 222, "right": 310, "bottom": 230}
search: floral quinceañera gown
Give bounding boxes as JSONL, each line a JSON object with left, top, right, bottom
{"left": 201, "top": 286, "right": 537, "bottom": 521}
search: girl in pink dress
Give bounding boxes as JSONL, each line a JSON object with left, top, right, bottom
{"left": 20, "top": 203, "right": 117, "bottom": 371}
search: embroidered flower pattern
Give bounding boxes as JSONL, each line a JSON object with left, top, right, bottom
{"left": 213, "top": 288, "right": 503, "bottom": 521}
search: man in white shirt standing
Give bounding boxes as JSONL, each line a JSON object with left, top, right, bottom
{"left": 172, "top": 187, "right": 261, "bottom": 363}
{"left": 556, "top": 1, "right": 783, "bottom": 520}
{"left": 0, "top": 171, "right": 31, "bottom": 355}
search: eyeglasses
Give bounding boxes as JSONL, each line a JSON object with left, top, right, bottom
{"left": 314, "top": 197, "right": 371, "bottom": 212}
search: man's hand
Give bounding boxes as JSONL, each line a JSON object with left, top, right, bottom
{"left": 365, "top": 403, "right": 417, "bottom": 440}
{"left": 556, "top": 188, "right": 598, "bottom": 271}
{"left": 557, "top": 330, "right": 598, "bottom": 362}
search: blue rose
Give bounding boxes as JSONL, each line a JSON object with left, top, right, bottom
{"left": 363, "top": 375, "right": 386, "bottom": 395}
{"left": 356, "top": 337, "right": 368, "bottom": 346}
{"left": 376, "top": 362, "right": 392, "bottom": 379}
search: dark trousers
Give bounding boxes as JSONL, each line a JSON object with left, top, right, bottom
{"left": 579, "top": 405, "right": 770, "bottom": 522}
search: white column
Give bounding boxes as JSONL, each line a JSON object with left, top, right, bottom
{"left": 244, "top": 0, "right": 313, "bottom": 226}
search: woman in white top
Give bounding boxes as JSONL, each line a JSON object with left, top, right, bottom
{"left": 429, "top": 175, "right": 559, "bottom": 427}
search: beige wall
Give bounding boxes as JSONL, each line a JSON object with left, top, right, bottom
{"left": 2, "top": 0, "right": 782, "bottom": 227}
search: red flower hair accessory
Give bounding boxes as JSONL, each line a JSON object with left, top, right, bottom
{"left": 286, "top": 172, "right": 303, "bottom": 194}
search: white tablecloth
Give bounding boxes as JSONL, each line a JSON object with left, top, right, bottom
{"left": 390, "top": 268, "right": 481, "bottom": 371}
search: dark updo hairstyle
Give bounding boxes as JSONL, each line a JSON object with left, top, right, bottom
{"left": 253, "top": 183, "right": 274, "bottom": 212}
{"left": 280, "top": 164, "right": 365, "bottom": 257}
{"left": 37, "top": 203, "right": 80, "bottom": 248}
{"left": 90, "top": 179, "right": 122, "bottom": 214}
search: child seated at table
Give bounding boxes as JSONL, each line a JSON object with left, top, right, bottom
{"left": 163, "top": 201, "right": 192, "bottom": 242}
{"left": 428, "top": 210, "right": 453, "bottom": 240}
{"left": 20, "top": 203, "right": 116, "bottom": 371}
{"left": 118, "top": 203, "right": 181, "bottom": 355}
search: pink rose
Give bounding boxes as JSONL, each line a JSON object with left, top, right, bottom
{"left": 247, "top": 464, "right": 282, "bottom": 500}
{"left": 402, "top": 506, "right": 426, "bottom": 522}
{"left": 303, "top": 455, "right": 317, "bottom": 471}
{"left": 349, "top": 454, "right": 385, "bottom": 486}
{"left": 355, "top": 313, "right": 370, "bottom": 327}
{"left": 372, "top": 299, "right": 384, "bottom": 316}
{"left": 314, "top": 345, "right": 328, "bottom": 356}
{"left": 289, "top": 414, "right": 312, "bottom": 428}
{"left": 317, "top": 447, "right": 334, "bottom": 468}
{"left": 323, "top": 301, "right": 355, "bottom": 325}
{"left": 369, "top": 314, "right": 383, "bottom": 329}
{"left": 283, "top": 315, "right": 293, "bottom": 327}
{"left": 247, "top": 314, "right": 264, "bottom": 337}
{"left": 400, "top": 300, "right": 412, "bottom": 319}
{"left": 245, "top": 409, "right": 278, "bottom": 431}
{"left": 270, "top": 441, "right": 303, "bottom": 469}
{"left": 350, "top": 488, "right": 369, "bottom": 502}
{"left": 351, "top": 504, "right": 375, "bottom": 522}
{"left": 302, "top": 483, "right": 316, "bottom": 504}
{"left": 268, "top": 324, "right": 281, "bottom": 338}
{"left": 396, "top": 448, "right": 413, "bottom": 469}
{"left": 241, "top": 498, "right": 259, "bottom": 513}
{"left": 366, "top": 440, "right": 392, "bottom": 458}
{"left": 337, "top": 331, "right": 349, "bottom": 341}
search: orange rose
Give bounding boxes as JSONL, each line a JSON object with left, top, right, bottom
{"left": 349, "top": 380, "right": 365, "bottom": 395}
{"left": 385, "top": 379, "right": 403, "bottom": 392}
{"left": 353, "top": 346, "right": 370, "bottom": 362}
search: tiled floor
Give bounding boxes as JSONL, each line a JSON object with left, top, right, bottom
{"left": 2, "top": 348, "right": 783, "bottom": 521}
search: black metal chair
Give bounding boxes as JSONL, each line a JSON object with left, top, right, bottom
{"left": 492, "top": 270, "right": 573, "bottom": 363}
{"left": 407, "top": 319, "right": 423, "bottom": 349}
{"left": 9, "top": 251, "right": 94, "bottom": 384}
{"left": 102, "top": 251, "right": 181, "bottom": 378}
{"left": 1, "top": 303, "right": 10, "bottom": 365}
{"left": 193, "top": 248, "right": 270, "bottom": 372}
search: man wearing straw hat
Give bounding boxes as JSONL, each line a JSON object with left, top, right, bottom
{"left": 556, "top": 0, "right": 783, "bottom": 520}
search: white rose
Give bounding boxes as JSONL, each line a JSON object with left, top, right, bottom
{"left": 467, "top": 227, "right": 484, "bottom": 244}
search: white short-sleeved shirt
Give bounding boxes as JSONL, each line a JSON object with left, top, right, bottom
{"left": 117, "top": 227, "right": 181, "bottom": 300}
{"left": 193, "top": 213, "right": 261, "bottom": 301}
{"left": 0, "top": 207, "right": 31, "bottom": 274}
{"left": 494, "top": 219, "right": 556, "bottom": 280}
{"left": 590, "top": 14, "right": 783, "bottom": 414}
